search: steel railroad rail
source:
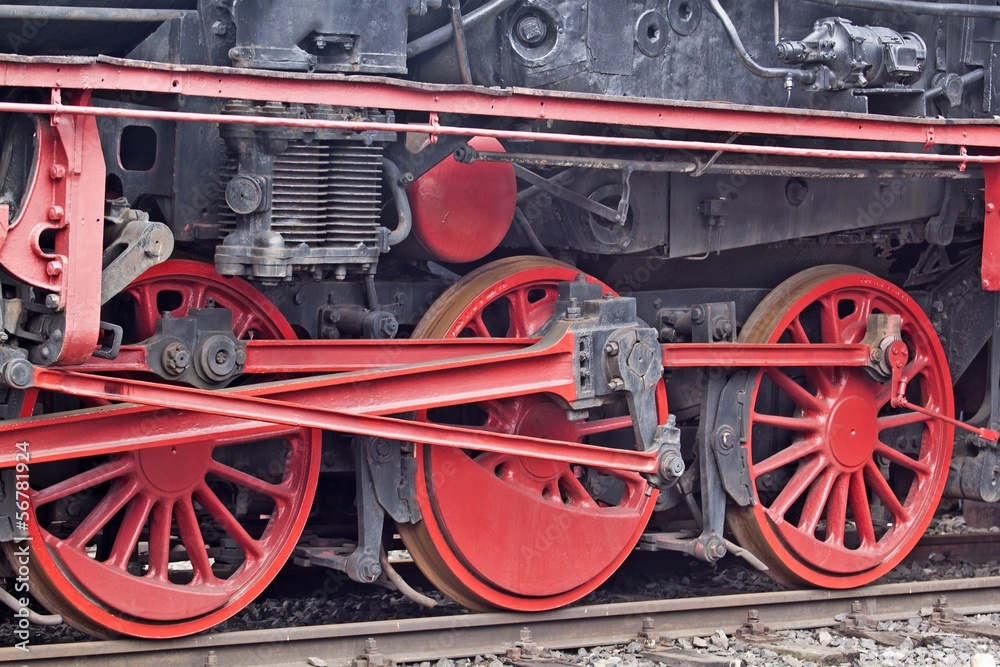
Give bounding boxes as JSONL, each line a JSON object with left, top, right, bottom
{"left": 2, "top": 577, "right": 999, "bottom": 667}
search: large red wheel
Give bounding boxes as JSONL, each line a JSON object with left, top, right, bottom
{"left": 6, "top": 260, "right": 321, "bottom": 638}
{"left": 729, "top": 266, "right": 953, "bottom": 588}
{"left": 398, "top": 256, "right": 660, "bottom": 611}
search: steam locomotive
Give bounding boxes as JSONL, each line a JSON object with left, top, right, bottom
{"left": 0, "top": 0, "right": 997, "bottom": 640}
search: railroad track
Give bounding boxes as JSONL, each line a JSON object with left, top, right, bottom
{"left": 3, "top": 576, "right": 999, "bottom": 667}
{"left": 907, "top": 532, "right": 1000, "bottom": 564}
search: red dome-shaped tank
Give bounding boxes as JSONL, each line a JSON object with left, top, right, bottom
{"left": 407, "top": 136, "right": 517, "bottom": 264}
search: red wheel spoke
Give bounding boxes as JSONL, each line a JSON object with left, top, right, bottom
{"left": 174, "top": 497, "right": 216, "bottom": 583}
{"left": 751, "top": 411, "right": 820, "bottom": 433}
{"left": 848, "top": 470, "right": 877, "bottom": 546}
{"left": 843, "top": 299, "right": 873, "bottom": 343}
{"left": 876, "top": 355, "right": 931, "bottom": 408}
{"left": 231, "top": 311, "right": 254, "bottom": 340}
{"left": 766, "top": 454, "right": 827, "bottom": 521}
{"left": 788, "top": 316, "right": 811, "bottom": 344}
{"left": 791, "top": 310, "right": 838, "bottom": 394}
{"left": 464, "top": 313, "right": 492, "bottom": 337}
{"left": 798, "top": 465, "right": 838, "bottom": 534}
{"left": 754, "top": 436, "right": 823, "bottom": 476}
{"left": 506, "top": 288, "right": 534, "bottom": 337}
{"left": 67, "top": 479, "right": 138, "bottom": 549}
{"left": 824, "top": 474, "right": 850, "bottom": 546}
{"left": 472, "top": 451, "right": 508, "bottom": 470}
{"left": 874, "top": 441, "right": 930, "bottom": 476}
{"left": 194, "top": 483, "right": 263, "bottom": 561}
{"left": 208, "top": 461, "right": 294, "bottom": 504}
{"left": 764, "top": 368, "right": 823, "bottom": 412}
{"left": 818, "top": 295, "right": 845, "bottom": 344}
{"left": 878, "top": 411, "right": 931, "bottom": 431}
{"left": 903, "top": 354, "right": 931, "bottom": 385}
{"left": 573, "top": 415, "right": 634, "bottom": 437}
{"left": 146, "top": 500, "right": 174, "bottom": 580}
{"left": 864, "top": 460, "right": 908, "bottom": 522}
{"left": 32, "top": 458, "right": 131, "bottom": 507}
{"left": 106, "top": 492, "right": 155, "bottom": 569}
{"left": 127, "top": 283, "right": 162, "bottom": 339}
{"left": 558, "top": 469, "right": 598, "bottom": 508}
{"left": 179, "top": 283, "right": 210, "bottom": 313}
{"left": 482, "top": 399, "right": 523, "bottom": 433}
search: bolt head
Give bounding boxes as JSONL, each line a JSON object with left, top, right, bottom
{"left": 49, "top": 164, "right": 66, "bottom": 180}
{"left": 2, "top": 358, "right": 33, "bottom": 389}
{"left": 44, "top": 293, "right": 60, "bottom": 309}
{"left": 515, "top": 15, "right": 547, "bottom": 45}
{"left": 46, "top": 260, "right": 63, "bottom": 277}
{"left": 47, "top": 205, "right": 64, "bottom": 221}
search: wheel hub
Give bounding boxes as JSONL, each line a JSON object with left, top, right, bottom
{"left": 824, "top": 377, "right": 879, "bottom": 471}
{"left": 509, "top": 400, "right": 575, "bottom": 481}
{"left": 137, "top": 443, "right": 213, "bottom": 495}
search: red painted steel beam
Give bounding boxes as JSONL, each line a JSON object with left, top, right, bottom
{"left": 0, "top": 334, "right": 582, "bottom": 466}
{"left": 0, "top": 56, "right": 998, "bottom": 149}
{"left": 79, "top": 339, "right": 872, "bottom": 375}
{"left": 21, "top": 367, "right": 659, "bottom": 474}
{"left": 662, "top": 343, "right": 873, "bottom": 368}
{"left": 73, "top": 338, "right": 536, "bottom": 374}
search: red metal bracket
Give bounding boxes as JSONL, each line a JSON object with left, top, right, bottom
{"left": 983, "top": 163, "right": 1000, "bottom": 291}
{"left": 0, "top": 90, "right": 105, "bottom": 364}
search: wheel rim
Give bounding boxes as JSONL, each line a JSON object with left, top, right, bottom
{"left": 729, "top": 265, "right": 953, "bottom": 588}
{"left": 9, "top": 260, "right": 320, "bottom": 638}
{"left": 398, "top": 256, "right": 659, "bottom": 611}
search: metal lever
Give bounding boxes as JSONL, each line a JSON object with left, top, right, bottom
{"left": 888, "top": 339, "right": 1000, "bottom": 442}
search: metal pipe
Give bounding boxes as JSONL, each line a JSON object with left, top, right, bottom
{"left": 803, "top": 0, "right": 1000, "bottom": 18}
{"left": 380, "top": 159, "right": 413, "bottom": 247}
{"left": 724, "top": 539, "right": 770, "bottom": 572}
{"left": 0, "top": 587, "right": 63, "bottom": 626}
{"left": 0, "top": 6, "right": 189, "bottom": 21}
{"left": 0, "top": 99, "right": 991, "bottom": 167}
{"left": 705, "top": 0, "right": 815, "bottom": 85}
{"left": 514, "top": 207, "right": 554, "bottom": 259}
{"left": 924, "top": 69, "right": 985, "bottom": 101}
{"left": 449, "top": 0, "right": 474, "bottom": 85}
{"left": 408, "top": 0, "right": 519, "bottom": 58}
{"left": 380, "top": 553, "right": 438, "bottom": 608}
{"left": 474, "top": 150, "right": 978, "bottom": 179}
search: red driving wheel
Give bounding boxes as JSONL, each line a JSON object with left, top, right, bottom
{"left": 729, "top": 265, "right": 953, "bottom": 588}
{"left": 399, "top": 256, "right": 662, "bottom": 611}
{"left": 6, "top": 261, "right": 321, "bottom": 638}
